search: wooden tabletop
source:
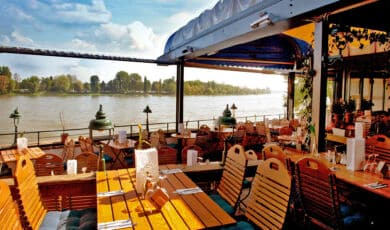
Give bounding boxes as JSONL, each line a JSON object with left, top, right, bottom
{"left": 0, "top": 147, "right": 45, "bottom": 163}
{"left": 283, "top": 149, "right": 390, "bottom": 199}
{"left": 96, "top": 166, "right": 236, "bottom": 229}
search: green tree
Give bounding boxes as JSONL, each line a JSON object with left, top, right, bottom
{"left": 143, "top": 76, "right": 151, "bottom": 93}
{"left": 20, "top": 76, "right": 40, "bottom": 93}
{"left": 0, "top": 66, "right": 12, "bottom": 94}
{"left": 53, "top": 75, "right": 71, "bottom": 93}
{"left": 83, "top": 82, "right": 90, "bottom": 93}
{"left": 90, "top": 75, "right": 100, "bottom": 93}
{"left": 114, "top": 71, "right": 131, "bottom": 93}
{"left": 162, "top": 77, "right": 176, "bottom": 94}
{"left": 73, "top": 80, "right": 84, "bottom": 93}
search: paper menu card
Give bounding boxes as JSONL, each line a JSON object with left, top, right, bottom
{"left": 118, "top": 130, "right": 127, "bottom": 144}
{"left": 346, "top": 137, "right": 365, "bottom": 171}
{"left": 67, "top": 159, "right": 77, "bottom": 175}
{"left": 135, "top": 148, "right": 159, "bottom": 195}
{"left": 186, "top": 149, "right": 198, "bottom": 166}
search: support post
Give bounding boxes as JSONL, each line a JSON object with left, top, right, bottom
{"left": 176, "top": 59, "right": 184, "bottom": 163}
{"left": 312, "top": 19, "right": 329, "bottom": 152}
{"left": 287, "top": 72, "right": 295, "bottom": 120}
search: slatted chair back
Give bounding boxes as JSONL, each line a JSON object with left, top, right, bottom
{"left": 0, "top": 180, "right": 23, "bottom": 230}
{"left": 157, "top": 146, "right": 177, "bottom": 165}
{"left": 75, "top": 152, "right": 100, "bottom": 173}
{"left": 262, "top": 143, "right": 291, "bottom": 171}
{"left": 244, "top": 149, "right": 258, "bottom": 160}
{"left": 244, "top": 121, "right": 255, "bottom": 134}
{"left": 366, "top": 134, "right": 390, "bottom": 163}
{"left": 61, "top": 138, "right": 75, "bottom": 162}
{"left": 245, "top": 158, "right": 291, "bottom": 230}
{"left": 255, "top": 121, "right": 266, "bottom": 136}
{"left": 218, "top": 144, "right": 247, "bottom": 210}
{"left": 150, "top": 131, "right": 160, "bottom": 149}
{"left": 279, "top": 126, "right": 293, "bottom": 135}
{"left": 181, "top": 144, "right": 203, "bottom": 163}
{"left": 34, "top": 153, "right": 65, "bottom": 176}
{"left": 157, "top": 129, "right": 167, "bottom": 146}
{"left": 294, "top": 157, "right": 343, "bottom": 229}
{"left": 78, "top": 136, "right": 94, "bottom": 153}
{"left": 14, "top": 154, "right": 47, "bottom": 229}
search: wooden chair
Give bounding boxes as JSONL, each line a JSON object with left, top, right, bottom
{"left": 150, "top": 131, "right": 161, "bottom": 149}
{"left": 262, "top": 143, "right": 291, "bottom": 171}
{"left": 61, "top": 138, "right": 75, "bottom": 162}
{"left": 75, "top": 152, "right": 100, "bottom": 173}
{"left": 366, "top": 134, "right": 390, "bottom": 163}
{"left": 13, "top": 154, "right": 97, "bottom": 229}
{"left": 34, "top": 153, "right": 65, "bottom": 176}
{"left": 294, "top": 157, "right": 367, "bottom": 229}
{"left": 245, "top": 158, "right": 292, "bottom": 229}
{"left": 157, "top": 146, "right": 177, "bottom": 165}
{"left": 244, "top": 149, "right": 258, "bottom": 160}
{"left": 0, "top": 180, "right": 23, "bottom": 230}
{"left": 78, "top": 136, "right": 95, "bottom": 153}
{"left": 181, "top": 144, "right": 203, "bottom": 163}
{"left": 210, "top": 144, "right": 248, "bottom": 215}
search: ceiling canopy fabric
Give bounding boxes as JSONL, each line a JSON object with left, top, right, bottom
{"left": 185, "top": 33, "right": 310, "bottom": 71}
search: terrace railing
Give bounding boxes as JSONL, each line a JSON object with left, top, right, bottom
{"left": 0, "top": 113, "right": 285, "bottom": 149}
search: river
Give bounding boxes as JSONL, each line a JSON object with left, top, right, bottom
{"left": 0, "top": 93, "right": 285, "bottom": 145}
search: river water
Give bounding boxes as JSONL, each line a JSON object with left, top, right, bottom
{"left": 0, "top": 93, "right": 285, "bottom": 145}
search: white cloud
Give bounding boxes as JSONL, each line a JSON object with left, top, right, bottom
{"left": 69, "top": 39, "right": 97, "bottom": 51}
{"left": 24, "top": 0, "right": 111, "bottom": 25}
{"left": 10, "top": 31, "right": 34, "bottom": 46}
{"left": 86, "top": 21, "right": 165, "bottom": 58}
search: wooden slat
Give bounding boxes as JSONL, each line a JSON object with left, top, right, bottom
{"left": 245, "top": 158, "right": 291, "bottom": 230}
{"left": 0, "top": 180, "right": 23, "bottom": 230}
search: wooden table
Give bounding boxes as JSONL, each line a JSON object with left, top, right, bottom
{"left": 283, "top": 149, "right": 390, "bottom": 199}
{"left": 100, "top": 140, "right": 136, "bottom": 169}
{"left": 0, "top": 147, "right": 45, "bottom": 174}
{"left": 96, "top": 166, "right": 236, "bottom": 229}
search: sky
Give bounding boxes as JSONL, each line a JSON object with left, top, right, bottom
{"left": 0, "top": 0, "right": 286, "bottom": 91}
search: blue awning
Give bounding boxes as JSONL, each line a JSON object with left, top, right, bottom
{"left": 185, "top": 34, "right": 310, "bottom": 70}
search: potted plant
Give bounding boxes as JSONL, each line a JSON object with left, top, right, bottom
{"left": 361, "top": 98, "right": 374, "bottom": 111}
{"left": 60, "top": 111, "right": 69, "bottom": 144}
{"left": 344, "top": 97, "right": 356, "bottom": 124}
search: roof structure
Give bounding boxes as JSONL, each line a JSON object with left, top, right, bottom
{"left": 159, "top": 0, "right": 389, "bottom": 72}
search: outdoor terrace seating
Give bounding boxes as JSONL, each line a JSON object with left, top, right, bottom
{"left": 13, "top": 154, "right": 97, "bottom": 229}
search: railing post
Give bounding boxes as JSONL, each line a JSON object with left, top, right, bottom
{"left": 37, "top": 132, "right": 40, "bottom": 146}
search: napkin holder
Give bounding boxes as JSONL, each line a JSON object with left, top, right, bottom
{"left": 17, "top": 137, "right": 28, "bottom": 151}
{"left": 118, "top": 130, "right": 127, "bottom": 144}
{"left": 67, "top": 159, "right": 77, "bottom": 175}
{"left": 346, "top": 137, "right": 365, "bottom": 171}
{"left": 187, "top": 149, "right": 198, "bottom": 166}
{"left": 135, "top": 148, "right": 159, "bottom": 195}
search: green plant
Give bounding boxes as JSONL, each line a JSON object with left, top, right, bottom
{"left": 331, "top": 100, "right": 345, "bottom": 115}
{"left": 345, "top": 98, "right": 356, "bottom": 113}
{"left": 361, "top": 99, "right": 374, "bottom": 111}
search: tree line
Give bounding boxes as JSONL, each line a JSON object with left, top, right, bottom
{"left": 0, "top": 66, "right": 270, "bottom": 95}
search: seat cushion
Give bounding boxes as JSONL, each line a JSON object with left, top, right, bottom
{"left": 39, "top": 211, "right": 64, "bottom": 230}
{"left": 209, "top": 194, "right": 235, "bottom": 215}
{"left": 218, "top": 221, "right": 255, "bottom": 230}
{"left": 39, "top": 208, "right": 97, "bottom": 230}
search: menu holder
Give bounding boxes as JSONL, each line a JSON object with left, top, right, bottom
{"left": 66, "top": 159, "right": 77, "bottom": 175}
{"left": 187, "top": 149, "right": 198, "bottom": 166}
{"left": 135, "top": 148, "right": 159, "bottom": 195}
